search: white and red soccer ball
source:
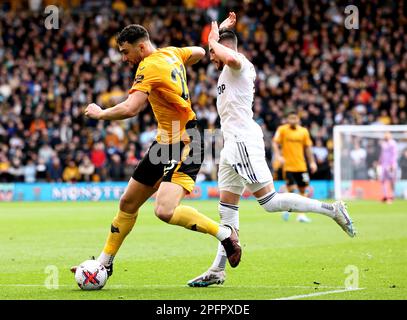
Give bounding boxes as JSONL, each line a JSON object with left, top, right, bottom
{"left": 74, "top": 260, "right": 108, "bottom": 290}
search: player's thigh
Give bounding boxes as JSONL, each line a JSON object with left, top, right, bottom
{"left": 240, "top": 149, "right": 275, "bottom": 198}
{"left": 132, "top": 140, "right": 166, "bottom": 189}
{"left": 218, "top": 153, "right": 245, "bottom": 197}
{"left": 294, "top": 172, "right": 310, "bottom": 188}
{"left": 155, "top": 145, "right": 201, "bottom": 219}
{"left": 161, "top": 130, "right": 204, "bottom": 194}
{"left": 120, "top": 177, "right": 157, "bottom": 213}
{"left": 283, "top": 171, "right": 296, "bottom": 189}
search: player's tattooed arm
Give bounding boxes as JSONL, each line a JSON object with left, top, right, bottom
{"left": 185, "top": 47, "right": 206, "bottom": 66}
{"left": 84, "top": 91, "right": 148, "bottom": 120}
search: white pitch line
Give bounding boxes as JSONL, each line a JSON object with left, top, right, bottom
{"left": 273, "top": 288, "right": 364, "bottom": 300}
{"left": 0, "top": 284, "right": 347, "bottom": 289}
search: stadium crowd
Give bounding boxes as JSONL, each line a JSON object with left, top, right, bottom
{"left": 0, "top": 0, "right": 406, "bottom": 183}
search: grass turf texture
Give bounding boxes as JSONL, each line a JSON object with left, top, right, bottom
{"left": 0, "top": 200, "right": 406, "bottom": 300}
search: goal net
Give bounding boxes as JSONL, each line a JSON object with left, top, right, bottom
{"left": 333, "top": 125, "right": 407, "bottom": 200}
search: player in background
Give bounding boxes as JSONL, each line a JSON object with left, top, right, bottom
{"left": 187, "top": 13, "right": 356, "bottom": 287}
{"left": 378, "top": 132, "right": 398, "bottom": 204}
{"left": 272, "top": 112, "right": 317, "bottom": 223}
{"left": 71, "top": 24, "right": 241, "bottom": 280}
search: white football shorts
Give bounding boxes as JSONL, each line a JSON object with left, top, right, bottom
{"left": 218, "top": 139, "right": 274, "bottom": 195}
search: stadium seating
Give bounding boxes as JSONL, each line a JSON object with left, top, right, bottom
{"left": 0, "top": 1, "right": 406, "bottom": 183}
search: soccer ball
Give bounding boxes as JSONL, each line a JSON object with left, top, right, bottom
{"left": 74, "top": 260, "right": 108, "bottom": 290}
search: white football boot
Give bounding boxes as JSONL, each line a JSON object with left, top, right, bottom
{"left": 333, "top": 201, "right": 356, "bottom": 237}
{"left": 187, "top": 269, "right": 226, "bottom": 287}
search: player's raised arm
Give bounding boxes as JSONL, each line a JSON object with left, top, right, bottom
{"left": 219, "top": 12, "right": 236, "bottom": 30}
{"left": 184, "top": 46, "right": 206, "bottom": 66}
{"left": 84, "top": 91, "right": 148, "bottom": 120}
{"left": 208, "top": 21, "right": 241, "bottom": 70}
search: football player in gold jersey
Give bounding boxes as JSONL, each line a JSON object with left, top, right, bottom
{"left": 273, "top": 111, "right": 317, "bottom": 223}
{"left": 71, "top": 24, "right": 241, "bottom": 280}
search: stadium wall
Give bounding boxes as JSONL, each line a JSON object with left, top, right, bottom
{"left": 0, "top": 181, "right": 335, "bottom": 202}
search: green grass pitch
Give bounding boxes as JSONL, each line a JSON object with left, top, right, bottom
{"left": 0, "top": 200, "right": 406, "bottom": 300}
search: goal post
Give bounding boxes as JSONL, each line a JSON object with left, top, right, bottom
{"left": 333, "top": 125, "right": 407, "bottom": 200}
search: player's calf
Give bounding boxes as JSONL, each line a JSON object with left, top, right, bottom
{"left": 257, "top": 191, "right": 336, "bottom": 218}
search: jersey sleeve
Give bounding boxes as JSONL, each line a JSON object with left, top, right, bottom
{"left": 128, "top": 62, "right": 160, "bottom": 95}
{"left": 303, "top": 129, "right": 313, "bottom": 147}
{"left": 273, "top": 127, "right": 283, "bottom": 144}
{"left": 171, "top": 47, "right": 193, "bottom": 65}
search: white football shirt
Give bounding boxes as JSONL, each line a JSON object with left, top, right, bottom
{"left": 216, "top": 53, "right": 263, "bottom": 142}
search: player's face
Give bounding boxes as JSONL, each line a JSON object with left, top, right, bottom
{"left": 287, "top": 114, "right": 299, "bottom": 128}
{"left": 119, "top": 42, "right": 142, "bottom": 67}
{"left": 384, "top": 132, "right": 392, "bottom": 141}
{"left": 209, "top": 48, "right": 224, "bottom": 70}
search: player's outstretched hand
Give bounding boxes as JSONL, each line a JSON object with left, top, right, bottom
{"left": 219, "top": 12, "right": 236, "bottom": 30}
{"left": 84, "top": 103, "right": 103, "bottom": 120}
{"left": 208, "top": 21, "right": 220, "bottom": 43}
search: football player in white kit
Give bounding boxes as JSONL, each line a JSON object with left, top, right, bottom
{"left": 187, "top": 13, "right": 356, "bottom": 287}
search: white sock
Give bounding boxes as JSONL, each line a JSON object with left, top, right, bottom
{"left": 215, "top": 225, "right": 232, "bottom": 241}
{"left": 258, "top": 191, "right": 336, "bottom": 218}
{"left": 211, "top": 202, "right": 239, "bottom": 271}
{"left": 98, "top": 252, "right": 114, "bottom": 267}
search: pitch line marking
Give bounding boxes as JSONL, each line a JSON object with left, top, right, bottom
{"left": 0, "top": 284, "right": 348, "bottom": 289}
{"left": 273, "top": 288, "right": 364, "bottom": 300}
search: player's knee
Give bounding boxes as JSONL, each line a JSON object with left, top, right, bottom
{"left": 119, "top": 195, "right": 138, "bottom": 213}
{"left": 154, "top": 202, "right": 174, "bottom": 222}
{"left": 258, "top": 193, "right": 283, "bottom": 212}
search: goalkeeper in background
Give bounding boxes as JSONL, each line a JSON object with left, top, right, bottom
{"left": 378, "top": 132, "right": 398, "bottom": 204}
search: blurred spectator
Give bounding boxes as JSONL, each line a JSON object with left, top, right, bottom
{"left": 312, "top": 138, "right": 330, "bottom": 180}
{"left": 48, "top": 156, "right": 63, "bottom": 182}
{"left": 0, "top": 153, "right": 11, "bottom": 182}
{"left": 108, "top": 154, "right": 125, "bottom": 181}
{"left": 63, "top": 160, "right": 81, "bottom": 182}
{"left": 29, "top": 119, "right": 47, "bottom": 135}
{"left": 79, "top": 156, "right": 96, "bottom": 182}
{"left": 139, "top": 124, "right": 157, "bottom": 148}
{"left": 124, "top": 145, "right": 139, "bottom": 177}
{"left": 24, "top": 159, "right": 37, "bottom": 183}
{"left": 400, "top": 149, "right": 407, "bottom": 180}
{"left": 90, "top": 142, "right": 107, "bottom": 180}
{"left": 350, "top": 140, "right": 368, "bottom": 180}
{"left": 38, "top": 144, "right": 55, "bottom": 164}
{"left": 9, "top": 158, "right": 24, "bottom": 182}
{"left": 36, "top": 158, "right": 48, "bottom": 182}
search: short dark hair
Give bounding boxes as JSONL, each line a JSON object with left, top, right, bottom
{"left": 219, "top": 29, "right": 238, "bottom": 45}
{"left": 286, "top": 110, "right": 298, "bottom": 117}
{"left": 117, "top": 24, "right": 149, "bottom": 45}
